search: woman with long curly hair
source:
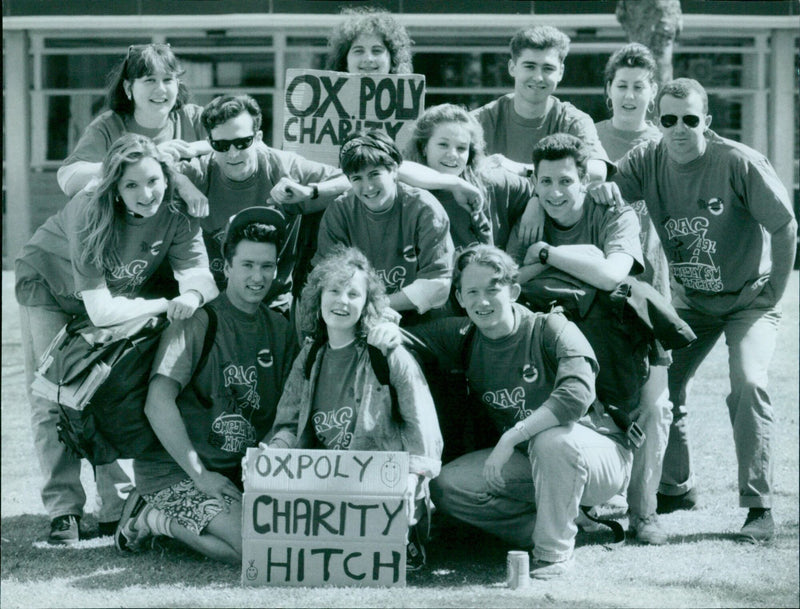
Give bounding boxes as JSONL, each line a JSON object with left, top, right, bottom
{"left": 15, "top": 133, "right": 218, "bottom": 545}
{"left": 326, "top": 7, "right": 413, "bottom": 75}
{"left": 269, "top": 245, "right": 442, "bottom": 571}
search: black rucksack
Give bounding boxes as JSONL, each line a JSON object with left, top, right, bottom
{"left": 34, "top": 308, "right": 218, "bottom": 465}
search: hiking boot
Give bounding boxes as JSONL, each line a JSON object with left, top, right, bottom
{"left": 406, "top": 524, "right": 427, "bottom": 572}
{"left": 530, "top": 555, "right": 574, "bottom": 580}
{"left": 738, "top": 508, "right": 774, "bottom": 543}
{"left": 48, "top": 514, "right": 80, "bottom": 545}
{"left": 629, "top": 513, "right": 667, "bottom": 545}
{"left": 656, "top": 488, "right": 698, "bottom": 514}
{"left": 98, "top": 520, "right": 119, "bottom": 537}
{"left": 115, "top": 489, "right": 152, "bottom": 553}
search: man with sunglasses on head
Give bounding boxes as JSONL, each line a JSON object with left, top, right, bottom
{"left": 178, "top": 94, "right": 350, "bottom": 293}
{"left": 595, "top": 77, "right": 796, "bottom": 542}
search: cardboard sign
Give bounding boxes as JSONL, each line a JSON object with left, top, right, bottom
{"left": 242, "top": 447, "right": 409, "bottom": 587}
{"left": 282, "top": 69, "right": 426, "bottom": 166}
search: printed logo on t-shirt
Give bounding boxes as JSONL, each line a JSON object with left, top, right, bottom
{"left": 663, "top": 215, "right": 722, "bottom": 292}
{"left": 257, "top": 348, "right": 274, "bottom": 368}
{"left": 209, "top": 413, "right": 257, "bottom": 454}
{"left": 221, "top": 363, "right": 261, "bottom": 411}
{"left": 698, "top": 197, "right": 724, "bottom": 216}
{"left": 109, "top": 259, "right": 149, "bottom": 294}
{"left": 376, "top": 265, "right": 407, "bottom": 293}
{"left": 482, "top": 387, "right": 533, "bottom": 421}
{"left": 402, "top": 245, "right": 419, "bottom": 263}
{"left": 312, "top": 405, "right": 355, "bottom": 450}
{"left": 521, "top": 364, "right": 538, "bottom": 383}
{"left": 210, "top": 231, "right": 226, "bottom": 274}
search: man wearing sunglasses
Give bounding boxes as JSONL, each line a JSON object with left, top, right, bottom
{"left": 178, "top": 94, "right": 350, "bottom": 293}
{"left": 597, "top": 77, "right": 796, "bottom": 543}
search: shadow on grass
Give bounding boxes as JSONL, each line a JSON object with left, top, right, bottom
{"left": 1, "top": 514, "right": 238, "bottom": 588}
{"left": 407, "top": 517, "right": 627, "bottom": 587}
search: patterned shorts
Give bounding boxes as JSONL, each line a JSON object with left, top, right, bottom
{"left": 143, "top": 478, "right": 234, "bottom": 536}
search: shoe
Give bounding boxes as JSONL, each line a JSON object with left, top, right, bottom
{"left": 738, "top": 508, "right": 774, "bottom": 542}
{"left": 406, "top": 524, "right": 427, "bottom": 572}
{"left": 48, "top": 514, "right": 80, "bottom": 545}
{"left": 530, "top": 555, "right": 574, "bottom": 580}
{"left": 98, "top": 520, "right": 119, "bottom": 537}
{"left": 629, "top": 513, "right": 667, "bottom": 545}
{"left": 115, "top": 489, "right": 151, "bottom": 553}
{"left": 656, "top": 488, "right": 698, "bottom": 514}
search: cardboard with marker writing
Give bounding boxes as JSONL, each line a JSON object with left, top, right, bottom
{"left": 282, "top": 69, "right": 426, "bottom": 166}
{"left": 241, "top": 447, "right": 409, "bottom": 587}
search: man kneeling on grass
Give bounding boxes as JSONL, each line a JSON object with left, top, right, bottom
{"left": 369, "top": 245, "right": 632, "bottom": 579}
{"left": 115, "top": 207, "right": 298, "bottom": 563}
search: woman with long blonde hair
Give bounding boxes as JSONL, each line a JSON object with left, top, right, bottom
{"left": 16, "top": 133, "right": 218, "bottom": 545}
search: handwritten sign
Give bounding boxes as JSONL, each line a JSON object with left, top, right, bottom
{"left": 282, "top": 69, "right": 426, "bottom": 166}
{"left": 242, "top": 447, "right": 409, "bottom": 587}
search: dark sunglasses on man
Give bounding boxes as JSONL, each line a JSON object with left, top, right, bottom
{"left": 208, "top": 134, "right": 256, "bottom": 152}
{"left": 660, "top": 114, "right": 702, "bottom": 129}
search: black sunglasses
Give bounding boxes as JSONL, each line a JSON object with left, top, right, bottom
{"left": 209, "top": 135, "right": 256, "bottom": 152}
{"left": 660, "top": 114, "right": 702, "bottom": 129}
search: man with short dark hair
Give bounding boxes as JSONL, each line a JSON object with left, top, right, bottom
{"left": 115, "top": 207, "right": 299, "bottom": 563}
{"left": 507, "top": 133, "right": 680, "bottom": 545}
{"left": 181, "top": 94, "right": 350, "bottom": 290}
{"left": 472, "top": 25, "right": 610, "bottom": 183}
{"left": 601, "top": 77, "right": 797, "bottom": 541}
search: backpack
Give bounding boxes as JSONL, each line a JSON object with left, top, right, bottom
{"left": 520, "top": 269, "right": 695, "bottom": 444}
{"left": 303, "top": 338, "right": 401, "bottom": 422}
{"left": 33, "top": 308, "right": 218, "bottom": 466}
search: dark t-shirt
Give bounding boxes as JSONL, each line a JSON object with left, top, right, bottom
{"left": 134, "top": 293, "right": 298, "bottom": 494}
{"left": 310, "top": 342, "right": 360, "bottom": 450}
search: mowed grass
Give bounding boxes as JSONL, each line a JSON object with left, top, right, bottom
{"left": 2, "top": 270, "right": 798, "bottom": 608}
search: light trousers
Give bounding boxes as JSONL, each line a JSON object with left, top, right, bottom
{"left": 431, "top": 423, "right": 632, "bottom": 562}
{"left": 20, "top": 304, "right": 134, "bottom": 522}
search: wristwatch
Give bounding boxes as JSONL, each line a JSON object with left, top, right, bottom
{"left": 310, "top": 184, "right": 320, "bottom": 200}
{"left": 538, "top": 246, "right": 550, "bottom": 265}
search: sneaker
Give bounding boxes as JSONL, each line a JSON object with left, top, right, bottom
{"left": 629, "top": 513, "right": 667, "bottom": 545}
{"left": 656, "top": 488, "right": 698, "bottom": 514}
{"left": 406, "top": 524, "right": 427, "bottom": 572}
{"left": 738, "top": 508, "right": 774, "bottom": 543}
{"left": 98, "top": 520, "right": 119, "bottom": 537}
{"left": 114, "top": 490, "right": 152, "bottom": 553}
{"left": 48, "top": 514, "right": 80, "bottom": 545}
{"left": 530, "top": 555, "right": 574, "bottom": 580}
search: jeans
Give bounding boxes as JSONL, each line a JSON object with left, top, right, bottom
{"left": 627, "top": 365, "right": 672, "bottom": 518}
{"left": 20, "top": 304, "right": 134, "bottom": 522}
{"left": 431, "top": 423, "right": 632, "bottom": 562}
{"left": 659, "top": 305, "right": 780, "bottom": 508}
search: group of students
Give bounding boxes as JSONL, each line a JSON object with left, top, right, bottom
{"left": 15, "top": 7, "right": 796, "bottom": 581}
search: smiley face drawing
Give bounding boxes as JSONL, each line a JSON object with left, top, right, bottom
{"left": 246, "top": 559, "right": 258, "bottom": 580}
{"left": 381, "top": 456, "right": 401, "bottom": 488}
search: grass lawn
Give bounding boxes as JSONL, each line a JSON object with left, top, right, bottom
{"left": 2, "top": 270, "right": 798, "bottom": 608}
